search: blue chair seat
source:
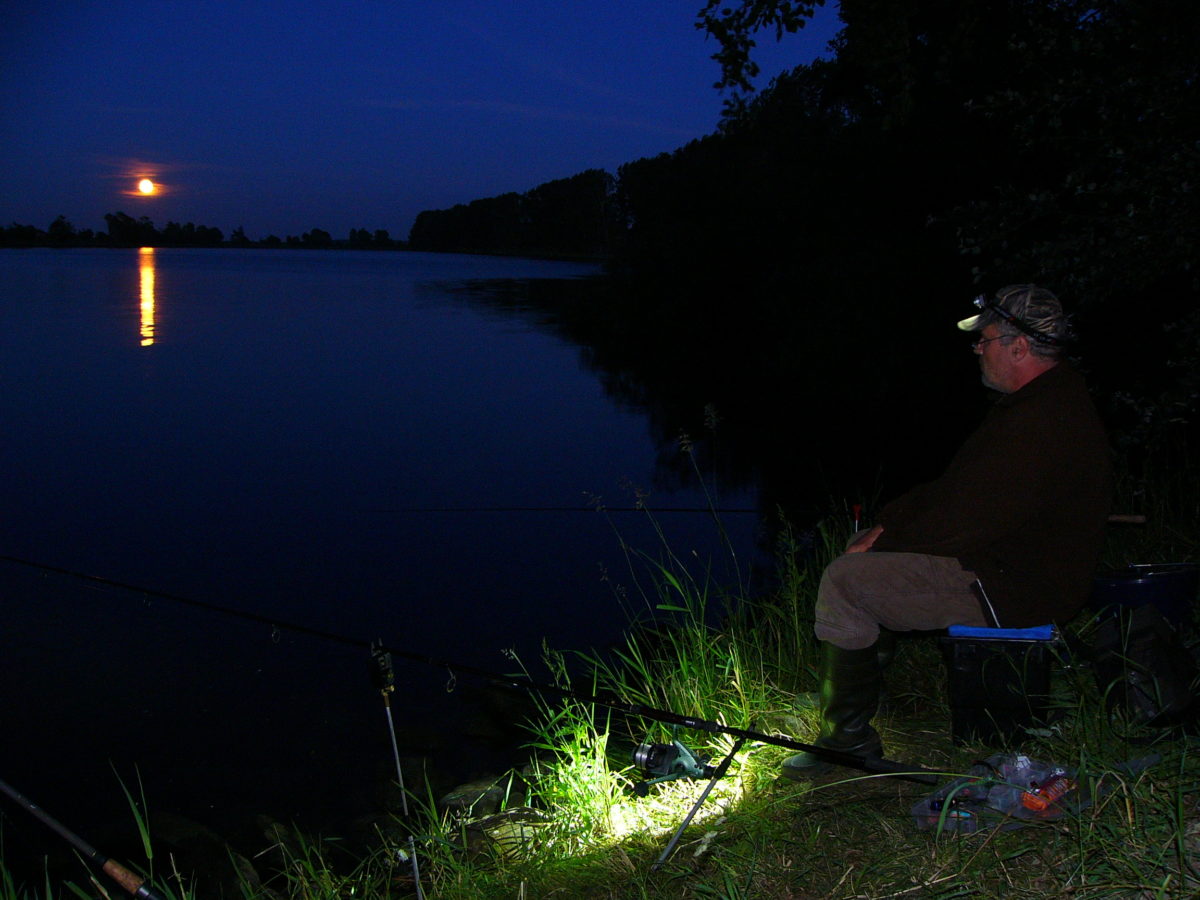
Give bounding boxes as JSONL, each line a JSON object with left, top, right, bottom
{"left": 947, "top": 624, "right": 1056, "bottom": 641}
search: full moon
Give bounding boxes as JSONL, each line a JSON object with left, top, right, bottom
{"left": 138, "top": 178, "right": 156, "bottom": 195}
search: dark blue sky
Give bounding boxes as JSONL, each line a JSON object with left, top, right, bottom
{"left": 1, "top": 2, "right": 841, "bottom": 240}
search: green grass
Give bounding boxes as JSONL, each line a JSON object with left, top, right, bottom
{"left": 6, "top": 443, "right": 1198, "bottom": 899}
{"left": 0, "top": 769, "right": 198, "bottom": 900}
{"left": 380, "top": 440, "right": 1200, "bottom": 899}
{"left": 1104, "top": 440, "right": 1200, "bottom": 567}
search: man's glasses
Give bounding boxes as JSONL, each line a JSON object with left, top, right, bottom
{"left": 972, "top": 334, "right": 1011, "bottom": 351}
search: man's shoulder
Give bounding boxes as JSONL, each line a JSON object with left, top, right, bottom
{"left": 1002, "top": 364, "right": 1099, "bottom": 416}
{"left": 986, "top": 364, "right": 1109, "bottom": 451}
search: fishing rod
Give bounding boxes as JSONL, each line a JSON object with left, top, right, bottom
{"left": 478, "top": 661, "right": 939, "bottom": 785}
{"left": 1, "top": 554, "right": 938, "bottom": 785}
{"left": 0, "top": 779, "right": 166, "bottom": 900}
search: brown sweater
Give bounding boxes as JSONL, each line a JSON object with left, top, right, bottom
{"left": 872, "top": 364, "right": 1112, "bottom": 626}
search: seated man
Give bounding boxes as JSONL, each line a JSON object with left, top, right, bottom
{"left": 783, "top": 284, "right": 1113, "bottom": 777}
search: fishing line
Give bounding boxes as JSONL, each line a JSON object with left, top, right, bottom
{"left": 1, "top": 553, "right": 370, "bottom": 653}
{"left": 1, "top": 553, "right": 938, "bottom": 784}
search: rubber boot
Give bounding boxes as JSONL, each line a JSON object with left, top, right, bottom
{"left": 875, "top": 627, "right": 898, "bottom": 711}
{"left": 782, "top": 640, "right": 883, "bottom": 779}
{"left": 876, "top": 628, "right": 898, "bottom": 671}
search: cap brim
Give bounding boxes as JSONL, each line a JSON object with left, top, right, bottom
{"left": 957, "top": 314, "right": 983, "bottom": 332}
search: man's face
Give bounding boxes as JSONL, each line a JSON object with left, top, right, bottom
{"left": 975, "top": 325, "right": 1015, "bottom": 392}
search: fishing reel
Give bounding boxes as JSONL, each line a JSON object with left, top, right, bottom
{"left": 631, "top": 734, "right": 716, "bottom": 797}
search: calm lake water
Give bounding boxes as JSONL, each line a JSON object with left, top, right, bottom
{"left": 0, "top": 248, "right": 763, "bottom": 869}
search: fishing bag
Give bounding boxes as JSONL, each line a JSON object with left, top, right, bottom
{"left": 1091, "top": 604, "right": 1198, "bottom": 728}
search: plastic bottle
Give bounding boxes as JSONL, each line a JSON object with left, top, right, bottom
{"left": 1021, "top": 773, "right": 1075, "bottom": 811}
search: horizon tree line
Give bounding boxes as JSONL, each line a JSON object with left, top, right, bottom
{"left": 0, "top": 212, "right": 402, "bottom": 250}
{"left": 1, "top": 166, "right": 619, "bottom": 257}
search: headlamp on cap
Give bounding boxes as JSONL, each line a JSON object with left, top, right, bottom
{"left": 957, "top": 293, "right": 1065, "bottom": 346}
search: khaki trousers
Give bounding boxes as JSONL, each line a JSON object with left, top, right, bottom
{"left": 814, "top": 551, "right": 990, "bottom": 650}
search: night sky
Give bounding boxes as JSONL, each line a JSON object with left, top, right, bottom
{"left": 1, "top": 2, "right": 841, "bottom": 241}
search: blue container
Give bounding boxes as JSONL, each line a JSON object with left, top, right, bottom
{"left": 1090, "top": 563, "right": 1200, "bottom": 628}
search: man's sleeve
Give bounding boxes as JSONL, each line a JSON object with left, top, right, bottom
{"left": 872, "top": 413, "right": 1054, "bottom": 557}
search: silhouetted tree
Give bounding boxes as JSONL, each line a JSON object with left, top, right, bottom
{"left": 162, "top": 221, "right": 184, "bottom": 245}
{"left": 105, "top": 211, "right": 159, "bottom": 246}
{"left": 695, "top": 0, "right": 827, "bottom": 118}
{"left": 408, "top": 173, "right": 614, "bottom": 257}
{"left": 47, "top": 215, "right": 77, "bottom": 246}
{"left": 0, "top": 222, "right": 45, "bottom": 246}
{"left": 523, "top": 169, "right": 614, "bottom": 255}
{"left": 301, "top": 228, "right": 333, "bottom": 248}
{"left": 197, "top": 224, "right": 223, "bottom": 246}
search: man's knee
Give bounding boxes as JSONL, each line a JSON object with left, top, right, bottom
{"left": 819, "top": 553, "right": 884, "bottom": 605}
{"left": 815, "top": 554, "right": 884, "bottom": 649}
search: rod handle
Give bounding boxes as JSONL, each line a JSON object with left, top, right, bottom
{"left": 101, "top": 859, "right": 164, "bottom": 900}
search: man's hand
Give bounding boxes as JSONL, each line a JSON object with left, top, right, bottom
{"left": 845, "top": 524, "right": 883, "bottom": 553}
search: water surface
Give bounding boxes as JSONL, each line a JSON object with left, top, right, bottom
{"left": 0, "top": 248, "right": 759, "bottom": 866}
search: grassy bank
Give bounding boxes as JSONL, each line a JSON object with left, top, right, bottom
{"left": 5, "top": 451, "right": 1199, "bottom": 898}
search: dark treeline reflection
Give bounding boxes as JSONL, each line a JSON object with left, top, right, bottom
{"left": 438, "top": 274, "right": 988, "bottom": 527}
